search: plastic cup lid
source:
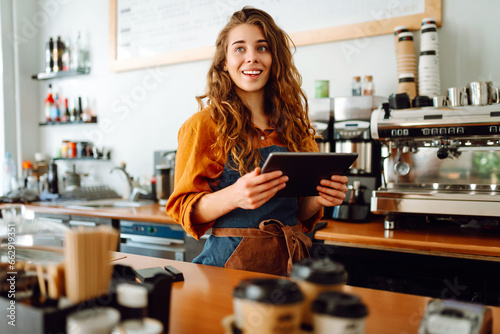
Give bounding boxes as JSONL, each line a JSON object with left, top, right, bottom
{"left": 312, "top": 291, "right": 368, "bottom": 319}
{"left": 290, "top": 258, "right": 347, "bottom": 285}
{"left": 233, "top": 278, "right": 304, "bottom": 304}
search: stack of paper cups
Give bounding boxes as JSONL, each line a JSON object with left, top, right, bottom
{"left": 394, "top": 26, "right": 417, "bottom": 100}
{"left": 398, "top": 73, "right": 417, "bottom": 100}
{"left": 418, "top": 18, "right": 441, "bottom": 97}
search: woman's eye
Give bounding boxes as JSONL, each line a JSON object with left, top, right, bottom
{"left": 257, "top": 46, "right": 267, "bottom": 52}
{"left": 236, "top": 47, "right": 245, "bottom": 52}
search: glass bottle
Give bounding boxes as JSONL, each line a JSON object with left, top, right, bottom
{"left": 45, "top": 37, "right": 54, "bottom": 73}
{"left": 63, "top": 98, "right": 71, "bottom": 123}
{"left": 351, "top": 76, "right": 362, "bottom": 96}
{"left": 2, "top": 152, "right": 17, "bottom": 196}
{"left": 362, "top": 75, "right": 374, "bottom": 96}
{"left": 44, "top": 84, "right": 55, "bottom": 123}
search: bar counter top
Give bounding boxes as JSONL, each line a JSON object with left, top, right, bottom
{"left": 114, "top": 252, "right": 500, "bottom": 334}
{"left": 315, "top": 217, "right": 500, "bottom": 261}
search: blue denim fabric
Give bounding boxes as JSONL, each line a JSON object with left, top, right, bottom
{"left": 192, "top": 145, "right": 300, "bottom": 267}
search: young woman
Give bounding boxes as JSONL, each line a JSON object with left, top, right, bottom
{"left": 166, "top": 7, "right": 348, "bottom": 275}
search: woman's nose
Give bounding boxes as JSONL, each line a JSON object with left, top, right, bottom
{"left": 245, "top": 49, "right": 258, "bottom": 63}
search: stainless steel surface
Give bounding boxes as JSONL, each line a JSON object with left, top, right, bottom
{"left": 335, "top": 141, "right": 373, "bottom": 173}
{"left": 370, "top": 104, "right": 500, "bottom": 220}
{"left": 118, "top": 220, "right": 206, "bottom": 262}
{"left": 334, "top": 120, "right": 375, "bottom": 174}
{"left": 469, "top": 81, "right": 489, "bottom": 106}
{"left": 447, "top": 87, "right": 468, "bottom": 106}
{"left": 371, "top": 104, "right": 500, "bottom": 144}
{"left": 371, "top": 188, "right": 500, "bottom": 217}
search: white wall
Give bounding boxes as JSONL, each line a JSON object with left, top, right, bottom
{"left": 8, "top": 0, "right": 500, "bottom": 194}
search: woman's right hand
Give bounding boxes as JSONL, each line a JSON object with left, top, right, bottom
{"left": 229, "top": 167, "right": 288, "bottom": 210}
{"left": 191, "top": 167, "right": 287, "bottom": 224}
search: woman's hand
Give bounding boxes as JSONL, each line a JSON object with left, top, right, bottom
{"left": 191, "top": 167, "right": 287, "bottom": 224}
{"left": 297, "top": 175, "right": 349, "bottom": 221}
{"left": 316, "top": 175, "right": 349, "bottom": 207}
{"left": 229, "top": 167, "right": 288, "bottom": 210}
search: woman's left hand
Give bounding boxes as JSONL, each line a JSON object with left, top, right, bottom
{"left": 297, "top": 175, "right": 349, "bottom": 221}
{"left": 315, "top": 175, "right": 349, "bottom": 207}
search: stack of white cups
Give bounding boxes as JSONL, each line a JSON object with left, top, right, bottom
{"left": 418, "top": 18, "right": 441, "bottom": 97}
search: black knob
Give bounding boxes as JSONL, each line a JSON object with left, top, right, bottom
{"left": 437, "top": 147, "right": 448, "bottom": 159}
{"left": 382, "top": 103, "right": 391, "bottom": 119}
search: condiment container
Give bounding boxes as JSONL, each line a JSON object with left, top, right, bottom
{"left": 66, "top": 307, "right": 120, "bottom": 334}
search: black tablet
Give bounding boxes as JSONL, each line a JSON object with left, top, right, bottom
{"left": 261, "top": 152, "right": 358, "bottom": 197}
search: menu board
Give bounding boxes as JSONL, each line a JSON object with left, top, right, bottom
{"left": 109, "top": 0, "right": 441, "bottom": 72}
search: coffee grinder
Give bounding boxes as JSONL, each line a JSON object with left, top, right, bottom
{"left": 154, "top": 150, "right": 176, "bottom": 206}
{"left": 324, "top": 96, "right": 386, "bottom": 222}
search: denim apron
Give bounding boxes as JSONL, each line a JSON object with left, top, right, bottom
{"left": 192, "top": 145, "right": 311, "bottom": 275}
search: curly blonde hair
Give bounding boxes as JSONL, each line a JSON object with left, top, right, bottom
{"left": 196, "top": 6, "right": 316, "bottom": 175}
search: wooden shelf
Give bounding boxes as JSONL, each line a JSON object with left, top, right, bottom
{"left": 31, "top": 68, "right": 91, "bottom": 80}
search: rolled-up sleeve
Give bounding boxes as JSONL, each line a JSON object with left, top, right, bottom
{"left": 166, "top": 109, "right": 224, "bottom": 240}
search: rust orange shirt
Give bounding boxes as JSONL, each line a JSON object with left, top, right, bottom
{"left": 166, "top": 107, "right": 323, "bottom": 239}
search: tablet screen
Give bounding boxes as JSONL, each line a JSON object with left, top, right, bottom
{"left": 261, "top": 152, "right": 358, "bottom": 197}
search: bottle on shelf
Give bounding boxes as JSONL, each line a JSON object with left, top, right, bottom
{"left": 77, "top": 96, "right": 83, "bottom": 121}
{"left": 71, "top": 97, "right": 78, "bottom": 122}
{"left": 52, "top": 36, "right": 65, "bottom": 72}
{"left": 63, "top": 98, "right": 70, "bottom": 123}
{"left": 70, "top": 31, "right": 90, "bottom": 71}
{"left": 362, "top": 75, "right": 374, "bottom": 96}
{"left": 2, "top": 152, "right": 18, "bottom": 196}
{"left": 54, "top": 93, "right": 61, "bottom": 122}
{"left": 352, "top": 76, "right": 362, "bottom": 96}
{"left": 44, "top": 84, "right": 56, "bottom": 123}
{"left": 45, "top": 37, "right": 54, "bottom": 73}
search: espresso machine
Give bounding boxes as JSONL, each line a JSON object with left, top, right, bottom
{"left": 318, "top": 96, "right": 387, "bottom": 222}
{"left": 370, "top": 103, "right": 500, "bottom": 229}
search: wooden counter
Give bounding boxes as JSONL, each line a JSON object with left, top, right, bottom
{"left": 114, "top": 252, "right": 500, "bottom": 334}
{"left": 19, "top": 202, "right": 176, "bottom": 224}
{"left": 315, "top": 218, "right": 500, "bottom": 261}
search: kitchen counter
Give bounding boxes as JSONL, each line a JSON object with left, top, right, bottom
{"left": 20, "top": 202, "right": 176, "bottom": 224}
{"left": 114, "top": 252, "right": 500, "bottom": 334}
{"left": 315, "top": 217, "right": 500, "bottom": 261}
{"left": 17, "top": 203, "right": 500, "bottom": 260}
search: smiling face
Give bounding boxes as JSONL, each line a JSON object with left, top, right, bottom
{"left": 224, "top": 23, "right": 272, "bottom": 100}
